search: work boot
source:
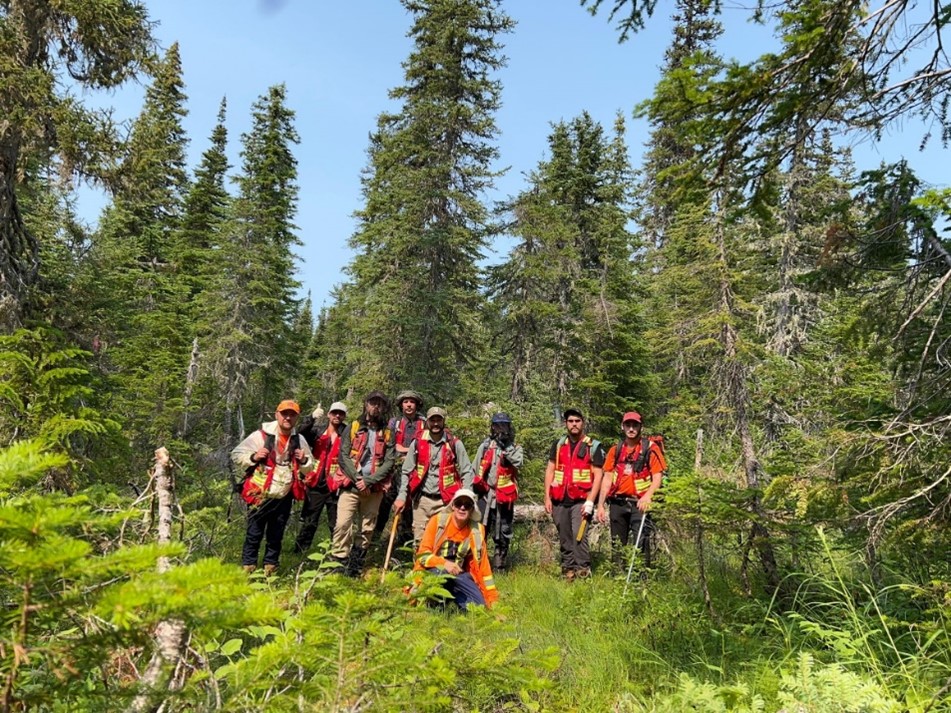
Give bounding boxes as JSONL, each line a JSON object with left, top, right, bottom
{"left": 576, "top": 567, "right": 591, "bottom": 579}
{"left": 263, "top": 563, "right": 278, "bottom": 576}
{"left": 345, "top": 547, "right": 366, "bottom": 578}
{"left": 563, "top": 569, "right": 575, "bottom": 582}
{"left": 492, "top": 545, "right": 508, "bottom": 572}
{"left": 242, "top": 564, "right": 257, "bottom": 574}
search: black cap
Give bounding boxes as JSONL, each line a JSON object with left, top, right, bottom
{"left": 491, "top": 412, "right": 512, "bottom": 424}
{"left": 563, "top": 408, "right": 584, "bottom": 421}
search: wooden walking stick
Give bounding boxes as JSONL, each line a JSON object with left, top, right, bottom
{"left": 380, "top": 514, "right": 400, "bottom": 583}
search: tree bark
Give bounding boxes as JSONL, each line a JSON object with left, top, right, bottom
{"left": 129, "top": 448, "right": 186, "bottom": 713}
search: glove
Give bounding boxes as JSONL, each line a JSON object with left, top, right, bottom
{"left": 582, "top": 500, "right": 594, "bottom": 517}
{"left": 312, "top": 403, "right": 325, "bottom": 420}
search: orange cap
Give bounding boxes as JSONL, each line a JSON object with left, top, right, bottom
{"left": 276, "top": 399, "right": 301, "bottom": 414}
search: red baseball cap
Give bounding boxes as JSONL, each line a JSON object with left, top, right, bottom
{"left": 621, "top": 411, "right": 642, "bottom": 424}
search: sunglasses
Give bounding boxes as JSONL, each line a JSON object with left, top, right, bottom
{"left": 453, "top": 501, "right": 474, "bottom": 511}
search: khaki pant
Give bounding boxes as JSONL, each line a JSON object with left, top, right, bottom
{"left": 332, "top": 489, "right": 384, "bottom": 558}
{"left": 412, "top": 494, "right": 447, "bottom": 543}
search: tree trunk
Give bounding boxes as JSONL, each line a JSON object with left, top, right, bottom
{"left": 129, "top": 448, "right": 186, "bottom": 713}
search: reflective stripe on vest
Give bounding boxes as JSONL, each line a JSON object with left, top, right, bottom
{"left": 409, "top": 432, "right": 461, "bottom": 503}
{"left": 551, "top": 436, "right": 597, "bottom": 501}
{"left": 480, "top": 445, "right": 518, "bottom": 503}
{"left": 607, "top": 439, "right": 653, "bottom": 498}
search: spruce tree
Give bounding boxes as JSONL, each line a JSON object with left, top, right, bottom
{"left": 0, "top": 0, "right": 154, "bottom": 327}
{"left": 491, "top": 113, "right": 649, "bottom": 429}
{"left": 335, "top": 0, "right": 513, "bottom": 400}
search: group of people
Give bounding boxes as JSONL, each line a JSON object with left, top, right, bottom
{"left": 231, "top": 392, "right": 665, "bottom": 608}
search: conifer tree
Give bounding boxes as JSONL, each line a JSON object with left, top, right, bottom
{"left": 491, "top": 113, "right": 649, "bottom": 429}
{"left": 200, "top": 85, "right": 301, "bottom": 443}
{"left": 335, "top": 0, "right": 513, "bottom": 399}
{"left": 83, "top": 43, "right": 191, "bottom": 451}
{"left": 0, "top": 0, "right": 154, "bottom": 327}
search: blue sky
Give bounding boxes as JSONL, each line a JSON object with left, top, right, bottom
{"left": 77, "top": 0, "right": 947, "bottom": 310}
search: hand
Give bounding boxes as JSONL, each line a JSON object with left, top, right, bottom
{"left": 443, "top": 561, "right": 462, "bottom": 575}
{"left": 293, "top": 448, "right": 305, "bottom": 463}
{"left": 356, "top": 478, "right": 368, "bottom": 492}
{"left": 544, "top": 496, "right": 553, "bottom": 515}
{"left": 253, "top": 446, "right": 269, "bottom": 463}
{"left": 312, "top": 403, "right": 325, "bottom": 420}
{"left": 582, "top": 500, "right": 595, "bottom": 517}
{"left": 596, "top": 504, "right": 607, "bottom": 524}
{"left": 637, "top": 493, "right": 653, "bottom": 512}
{"left": 393, "top": 499, "right": 405, "bottom": 514}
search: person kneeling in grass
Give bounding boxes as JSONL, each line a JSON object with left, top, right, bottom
{"left": 414, "top": 488, "right": 498, "bottom": 609}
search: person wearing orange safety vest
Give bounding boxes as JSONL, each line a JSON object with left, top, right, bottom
{"left": 332, "top": 391, "right": 396, "bottom": 576}
{"left": 375, "top": 389, "right": 425, "bottom": 546}
{"left": 231, "top": 399, "right": 315, "bottom": 575}
{"left": 414, "top": 488, "right": 498, "bottom": 609}
{"left": 472, "top": 412, "right": 523, "bottom": 571}
{"left": 544, "top": 408, "right": 605, "bottom": 580}
{"left": 597, "top": 411, "right": 666, "bottom": 568}
{"left": 294, "top": 401, "right": 348, "bottom": 555}
{"left": 393, "top": 406, "right": 475, "bottom": 543}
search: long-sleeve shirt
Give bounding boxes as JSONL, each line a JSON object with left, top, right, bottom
{"left": 397, "top": 431, "right": 473, "bottom": 500}
{"left": 414, "top": 513, "right": 498, "bottom": 607}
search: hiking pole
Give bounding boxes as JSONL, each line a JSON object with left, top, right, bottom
{"left": 380, "top": 513, "right": 400, "bottom": 583}
{"left": 624, "top": 513, "right": 649, "bottom": 595}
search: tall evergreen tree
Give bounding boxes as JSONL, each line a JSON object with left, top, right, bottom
{"left": 491, "top": 113, "right": 649, "bottom": 429}
{"left": 334, "top": 0, "right": 513, "bottom": 399}
{"left": 0, "top": 0, "right": 154, "bottom": 327}
{"left": 84, "top": 44, "right": 191, "bottom": 450}
{"left": 200, "top": 85, "right": 301, "bottom": 444}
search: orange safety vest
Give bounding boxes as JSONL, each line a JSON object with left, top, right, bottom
{"left": 479, "top": 445, "right": 517, "bottom": 503}
{"left": 550, "top": 435, "right": 600, "bottom": 502}
{"left": 408, "top": 430, "right": 462, "bottom": 504}
{"left": 349, "top": 422, "right": 392, "bottom": 492}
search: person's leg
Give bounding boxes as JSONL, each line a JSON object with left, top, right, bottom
{"left": 294, "top": 486, "right": 322, "bottom": 554}
{"left": 631, "top": 510, "right": 653, "bottom": 568}
{"left": 357, "top": 490, "right": 384, "bottom": 551}
{"left": 325, "top": 492, "right": 338, "bottom": 537}
{"left": 331, "top": 490, "right": 359, "bottom": 561}
{"left": 241, "top": 502, "right": 269, "bottom": 567}
{"left": 426, "top": 569, "right": 486, "bottom": 609}
{"left": 552, "top": 502, "right": 575, "bottom": 575}
{"left": 412, "top": 497, "right": 443, "bottom": 544}
{"left": 496, "top": 502, "right": 515, "bottom": 570}
{"left": 374, "top": 480, "right": 397, "bottom": 537}
{"left": 609, "top": 500, "right": 633, "bottom": 569}
{"left": 571, "top": 501, "right": 592, "bottom": 576}
{"left": 262, "top": 495, "right": 294, "bottom": 567}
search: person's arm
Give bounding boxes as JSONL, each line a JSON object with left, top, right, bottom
{"left": 474, "top": 526, "right": 498, "bottom": 606}
{"left": 586, "top": 443, "right": 606, "bottom": 516}
{"left": 597, "top": 446, "right": 617, "bottom": 523}
{"left": 231, "top": 430, "right": 265, "bottom": 470}
{"left": 414, "top": 515, "right": 445, "bottom": 570}
{"left": 543, "top": 451, "right": 555, "bottom": 515}
{"left": 456, "top": 440, "right": 474, "bottom": 489}
{"left": 395, "top": 445, "right": 417, "bottom": 508}
{"left": 296, "top": 438, "right": 316, "bottom": 474}
{"left": 337, "top": 423, "right": 359, "bottom": 479}
{"left": 501, "top": 443, "right": 524, "bottom": 469}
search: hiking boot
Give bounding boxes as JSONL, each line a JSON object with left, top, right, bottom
{"left": 263, "top": 564, "right": 278, "bottom": 576}
{"left": 576, "top": 567, "right": 591, "bottom": 579}
{"left": 563, "top": 569, "right": 576, "bottom": 582}
{"left": 242, "top": 564, "right": 257, "bottom": 574}
{"left": 345, "top": 547, "right": 366, "bottom": 578}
